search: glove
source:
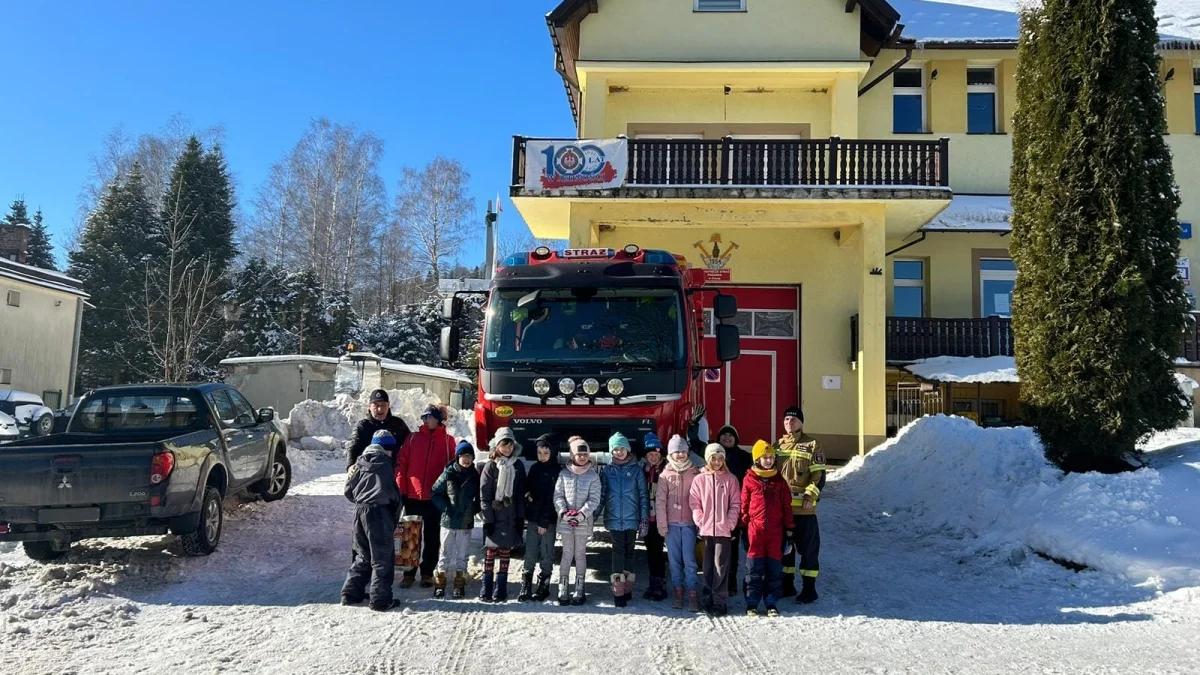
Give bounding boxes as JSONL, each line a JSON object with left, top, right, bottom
{"left": 637, "top": 519, "right": 649, "bottom": 539}
{"left": 567, "top": 517, "right": 580, "bottom": 528}
{"left": 493, "top": 500, "right": 505, "bottom": 510}
{"left": 785, "top": 530, "right": 794, "bottom": 540}
{"left": 689, "top": 403, "right": 706, "bottom": 427}
{"left": 565, "top": 509, "right": 580, "bottom": 518}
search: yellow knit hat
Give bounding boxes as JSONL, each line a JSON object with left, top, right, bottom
{"left": 752, "top": 440, "right": 774, "bottom": 462}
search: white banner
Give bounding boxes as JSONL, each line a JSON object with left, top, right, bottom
{"left": 524, "top": 138, "right": 628, "bottom": 191}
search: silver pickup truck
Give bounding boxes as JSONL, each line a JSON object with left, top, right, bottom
{"left": 0, "top": 383, "right": 291, "bottom": 561}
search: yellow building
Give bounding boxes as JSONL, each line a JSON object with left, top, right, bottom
{"left": 511, "top": 0, "right": 1200, "bottom": 458}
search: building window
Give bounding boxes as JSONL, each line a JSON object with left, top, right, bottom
{"left": 980, "top": 258, "right": 1017, "bottom": 317}
{"left": 703, "top": 309, "right": 796, "bottom": 338}
{"left": 695, "top": 0, "right": 745, "bottom": 10}
{"left": 1194, "top": 67, "right": 1200, "bottom": 133}
{"left": 0, "top": 368, "right": 10, "bottom": 385}
{"left": 967, "top": 67, "right": 998, "bottom": 134}
{"left": 893, "top": 259, "right": 926, "bottom": 317}
{"left": 893, "top": 68, "right": 926, "bottom": 133}
{"left": 5, "top": 290, "right": 19, "bottom": 307}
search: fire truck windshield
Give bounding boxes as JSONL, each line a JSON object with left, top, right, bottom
{"left": 483, "top": 287, "right": 686, "bottom": 370}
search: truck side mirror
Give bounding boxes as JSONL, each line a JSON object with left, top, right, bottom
{"left": 713, "top": 294, "right": 737, "bottom": 320}
{"left": 716, "top": 324, "right": 741, "bottom": 362}
{"left": 440, "top": 326, "right": 461, "bottom": 363}
{"left": 442, "top": 296, "right": 463, "bottom": 321}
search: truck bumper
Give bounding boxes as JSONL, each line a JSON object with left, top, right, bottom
{"left": 0, "top": 525, "right": 170, "bottom": 544}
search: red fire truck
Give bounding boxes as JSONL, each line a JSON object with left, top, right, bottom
{"left": 441, "top": 245, "right": 740, "bottom": 456}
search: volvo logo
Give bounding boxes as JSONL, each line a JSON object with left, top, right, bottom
{"left": 58, "top": 476, "right": 72, "bottom": 490}
{"left": 511, "top": 419, "right": 543, "bottom": 425}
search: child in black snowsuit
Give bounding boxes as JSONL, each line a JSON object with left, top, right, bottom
{"left": 342, "top": 442, "right": 402, "bottom": 611}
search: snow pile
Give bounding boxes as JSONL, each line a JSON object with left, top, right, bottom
{"left": 283, "top": 388, "right": 474, "bottom": 455}
{"left": 836, "top": 415, "right": 1200, "bottom": 591}
{"left": 904, "top": 355, "right": 1019, "bottom": 383}
{"left": 0, "top": 559, "right": 143, "bottom": 636}
{"left": 921, "top": 195, "right": 1013, "bottom": 232}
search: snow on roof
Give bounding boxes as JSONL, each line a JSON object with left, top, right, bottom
{"left": 891, "top": 0, "right": 1200, "bottom": 41}
{"left": 904, "top": 355, "right": 1019, "bottom": 383}
{"left": 379, "top": 359, "right": 473, "bottom": 385}
{"left": 922, "top": 195, "right": 1012, "bottom": 233}
{"left": 438, "top": 278, "right": 491, "bottom": 294}
{"left": 220, "top": 355, "right": 340, "bottom": 366}
{"left": 0, "top": 258, "right": 89, "bottom": 298}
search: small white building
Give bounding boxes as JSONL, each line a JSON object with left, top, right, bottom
{"left": 220, "top": 353, "right": 473, "bottom": 415}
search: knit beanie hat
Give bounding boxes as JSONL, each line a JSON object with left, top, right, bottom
{"left": 371, "top": 430, "right": 397, "bottom": 448}
{"left": 751, "top": 440, "right": 774, "bottom": 462}
{"left": 704, "top": 442, "right": 726, "bottom": 464}
{"left": 569, "top": 437, "right": 591, "bottom": 455}
{"left": 643, "top": 432, "right": 663, "bottom": 451}
{"left": 667, "top": 434, "right": 690, "bottom": 456}
{"left": 609, "top": 432, "right": 632, "bottom": 452}
{"left": 784, "top": 406, "right": 804, "bottom": 423}
{"left": 535, "top": 433, "right": 554, "bottom": 449}
{"left": 455, "top": 440, "right": 475, "bottom": 458}
{"left": 490, "top": 427, "right": 521, "bottom": 453}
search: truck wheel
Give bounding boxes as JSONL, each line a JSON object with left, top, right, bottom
{"left": 23, "top": 540, "right": 67, "bottom": 562}
{"left": 252, "top": 451, "right": 292, "bottom": 502}
{"left": 34, "top": 414, "right": 53, "bottom": 436}
{"left": 180, "top": 487, "right": 222, "bottom": 556}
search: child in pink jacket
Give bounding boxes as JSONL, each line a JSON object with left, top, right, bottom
{"left": 689, "top": 442, "right": 742, "bottom": 616}
{"left": 656, "top": 435, "right": 701, "bottom": 611}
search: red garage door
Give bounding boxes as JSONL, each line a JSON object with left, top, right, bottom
{"left": 700, "top": 286, "right": 800, "bottom": 447}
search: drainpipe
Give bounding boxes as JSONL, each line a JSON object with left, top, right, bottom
{"left": 858, "top": 45, "right": 914, "bottom": 97}
{"left": 886, "top": 232, "right": 927, "bottom": 257}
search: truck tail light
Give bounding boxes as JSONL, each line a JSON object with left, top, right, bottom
{"left": 0, "top": 522, "right": 9, "bottom": 534}
{"left": 150, "top": 450, "right": 175, "bottom": 485}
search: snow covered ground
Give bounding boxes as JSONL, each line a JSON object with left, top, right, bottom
{"left": 2, "top": 419, "right": 1199, "bottom": 674}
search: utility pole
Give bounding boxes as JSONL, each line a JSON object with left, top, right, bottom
{"left": 484, "top": 200, "right": 498, "bottom": 280}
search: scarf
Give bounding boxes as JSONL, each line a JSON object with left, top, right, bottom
{"left": 777, "top": 432, "right": 805, "bottom": 451}
{"left": 668, "top": 456, "right": 693, "bottom": 473}
{"left": 752, "top": 466, "right": 778, "bottom": 478}
{"left": 568, "top": 460, "right": 591, "bottom": 476}
{"left": 495, "top": 455, "right": 516, "bottom": 501}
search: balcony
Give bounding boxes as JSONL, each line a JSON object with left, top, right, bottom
{"left": 511, "top": 136, "right": 950, "bottom": 198}
{"left": 851, "top": 315, "right": 1015, "bottom": 364}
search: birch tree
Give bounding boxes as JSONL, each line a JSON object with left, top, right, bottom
{"left": 393, "top": 156, "right": 475, "bottom": 289}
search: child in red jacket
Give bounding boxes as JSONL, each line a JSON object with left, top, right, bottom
{"left": 740, "top": 440, "right": 794, "bottom": 617}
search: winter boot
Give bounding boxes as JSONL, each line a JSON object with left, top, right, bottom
{"left": 369, "top": 598, "right": 402, "bottom": 612}
{"left": 433, "top": 571, "right": 447, "bottom": 599}
{"left": 571, "top": 573, "right": 587, "bottom": 606}
{"left": 797, "top": 576, "right": 818, "bottom": 604}
{"left": 492, "top": 573, "right": 509, "bottom": 603}
{"left": 534, "top": 574, "right": 551, "bottom": 602}
{"left": 766, "top": 607, "right": 780, "bottom": 618}
{"left": 518, "top": 571, "right": 535, "bottom": 602}
{"left": 399, "top": 572, "right": 416, "bottom": 589}
{"left": 746, "top": 607, "right": 759, "bottom": 617}
{"left": 643, "top": 576, "right": 666, "bottom": 601}
{"left": 687, "top": 590, "right": 700, "bottom": 613}
{"left": 340, "top": 594, "right": 362, "bottom": 606}
{"left": 558, "top": 579, "right": 572, "bottom": 606}
{"left": 672, "top": 587, "right": 684, "bottom": 610}
{"left": 479, "top": 571, "right": 495, "bottom": 603}
{"left": 622, "top": 572, "right": 635, "bottom": 604}
{"left": 452, "top": 572, "right": 466, "bottom": 600}
{"left": 612, "top": 573, "right": 627, "bottom": 608}
{"left": 420, "top": 574, "right": 435, "bottom": 589}
{"left": 782, "top": 573, "right": 796, "bottom": 598}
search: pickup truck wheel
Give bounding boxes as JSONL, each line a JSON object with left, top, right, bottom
{"left": 180, "top": 487, "right": 222, "bottom": 556}
{"left": 34, "top": 414, "right": 53, "bottom": 436}
{"left": 23, "top": 540, "right": 67, "bottom": 562}
{"left": 253, "top": 452, "right": 292, "bottom": 502}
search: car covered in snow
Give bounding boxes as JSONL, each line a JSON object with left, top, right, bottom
{"left": 0, "top": 383, "right": 292, "bottom": 562}
{"left": 0, "top": 411, "right": 18, "bottom": 443}
{"left": 0, "top": 389, "right": 55, "bottom": 437}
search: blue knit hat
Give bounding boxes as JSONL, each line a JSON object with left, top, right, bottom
{"left": 455, "top": 440, "right": 475, "bottom": 458}
{"left": 609, "top": 432, "right": 632, "bottom": 452}
{"left": 643, "top": 432, "right": 663, "bottom": 451}
{"left": 371, "top": 430, "right": 397, "bottom": 448}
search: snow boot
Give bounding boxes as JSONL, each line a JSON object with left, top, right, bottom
{"left": 492, "top": 573, "right": 509, "bottom": 603}
{"left": 622, "top": 572, "right": 635, "bottom": 604}
{"left": 571, "top": 574, "right": 587, "bottom": 606}
{"left": 452, "top": 572, "right": 466, "bottom": 600}
{"left": 518, "top": 571, "right": 535, "bottom": 602}
{"left": 687, "top": 590, "right": 700, "bottom": 613}
{"left": 746, "top": 607, "right": 759, "bottom": 617}
{"left": 479, "top": 571, "right": 495, "bottom": 603}
{"left": 558, "top": 579, "right": 572, "bottom": 606}
{"left": 797, "top": 576, "right": 818, "bottom": 604}
{"left": 644, "top": 576, "right": 666, "bottom": 601}
{"left": 766, "top": 607, "right": 780, "bottom": 618}
{"left": 782, "top": 573, "right": 796, "bottom": 598}
{"left": 340, "top": 594, "right": 363, "bottom": 606}
{"left": 612, "top": 573, "right": 627, "bottom": 608}
{"left": 672, "top": 587, "right": 685, "bottom": 610}
{"left": 433, "top": 572, "right": 447, "bottom": 599}
{"left": 420, "top": 574, "right": 435, "bottom": 589}
{"left": 534, "top": 574, "right": 551, "bottom": 602}
{"left": 399, "top": 572, "right": 416, "bottom": 589}
{"left": 369, "top": 598, "right": 402, "bottom": 612}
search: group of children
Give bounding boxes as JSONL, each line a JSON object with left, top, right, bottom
{"left": 340, "top": 403, "right": 825, "bottom": 618}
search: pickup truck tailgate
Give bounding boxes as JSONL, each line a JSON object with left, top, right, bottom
{"left": 0, "top": 442, "right": 161, "bottom": 508}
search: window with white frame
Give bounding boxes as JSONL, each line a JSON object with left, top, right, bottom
{"left": 979, "top": 258, "right": 1017, "bottom": 317}
{"left": 967, "top": 67, "right": 998, "bottom": 134}
{"left": 893, "top": 68, "right": 925, "bottom": 133}
{"left": 695, "top": 0, "right": 745, "bottom": 11}
{"left": 893, "top": 259, "right": 926, "bottom": 317}
{"left": 703, "top": 308, "right": 796, "bottom": 338}
{"left": 5, "top": 290, "right": 19, "bottom": 307}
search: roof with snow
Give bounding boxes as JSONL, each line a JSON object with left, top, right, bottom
{"left": 379, "top": 359, "right": 473, "bottom": 385}
{"left": 0, "top": 257, "right": 89, "bottom": 298}
{"left": 903, "top": 355, "right": 1020, "bottom": 383}
{"left": 891, "top": 0, "right": 1200, "bottom": 42}
{"left": 220, "top": 355, "right": 340, "bottom": 367}
{"left": 921, "top": 195, "right": 1012, "bottom": 233}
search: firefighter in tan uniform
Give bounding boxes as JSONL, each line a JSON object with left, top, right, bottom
{"left": 774, "top": 406, "right": 825, "bottom": 604}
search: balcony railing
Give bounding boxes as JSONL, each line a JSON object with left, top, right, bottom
{"left": 512, "top": 136, "right": 950, "bottom": 189}
{"left": 851, "top": 315, "right": 1015, "bottom": 364}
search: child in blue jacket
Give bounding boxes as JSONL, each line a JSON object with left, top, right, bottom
{"left": 601, "top": 432, "right": 649, "bottom": 608}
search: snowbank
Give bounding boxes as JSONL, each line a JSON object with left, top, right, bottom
{"left": 904, "top": 355, "right": 1018, "bottom": 383}
{"left": 836, "top": 416, "right": 1200, "bottom": 592}
{"left": 283, "top": 388, "right": 474, "bottom": 453}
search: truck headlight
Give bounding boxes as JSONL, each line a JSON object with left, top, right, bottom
{"left": 606, "top": 378, "right": 625, "bottom": 396}
{"left": 558, "top": 378, "right": 576, "bottom": 396}
{"left": 532, "top": 378, "right": 551, "bottom": 396}
{"left": 582, "top": 378, "right": 600, "bottom": 396}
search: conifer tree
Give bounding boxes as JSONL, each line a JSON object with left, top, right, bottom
{"left": 25, "top": 209, "right": 56, "bottom": 270}
{"left": 1010, "top": 0, "right": 1189, "bottom": 471}
{"left": 2, "top": 198, "right": 30, "bottom": 228}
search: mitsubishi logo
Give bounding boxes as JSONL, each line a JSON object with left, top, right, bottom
{"left": 58, "top": 476, "right": 72, "bottom": 490}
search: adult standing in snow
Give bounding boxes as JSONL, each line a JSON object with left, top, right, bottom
{"left": 774, "top": 406, "right": 825, "bottom": 604}
{"left": 600, "top": 431, "right": 649, "bottom": 608}
{"left": 479, "top": 428, "right": 528, "bottom": 603}
{"left": 554, "top": 436, "right": 602, "bottom": 606}
{"left": 395, "top": 404, "right": 457, "bottom": 589}
{"left": 689, "top": 442, "right": 741, "bottom": 616}
{"left": 347, "top": 389, "right": 411, "bottom": 469}
{"left": 715, "top": 424, "right": 751, "bottom": 599}
{"left": 519, "top": 434, "right": 559, "bottom": 602}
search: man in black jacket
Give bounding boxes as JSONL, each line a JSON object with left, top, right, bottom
{"left": 347, "top": 389, "right": 411, "bottom": 469}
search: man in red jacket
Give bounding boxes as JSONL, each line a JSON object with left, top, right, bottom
{"left": 395, "top": 404, "right": 457, "bottom": 588}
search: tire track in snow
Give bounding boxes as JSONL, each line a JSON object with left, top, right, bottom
{"left": 651, "top": 617, "right": 698, "bottom": 674}
{"left": 435, "top": 607, "right": 486, "bottom": 674}
{"left": 368, "top": 619, "right": 409, "bottom": 675}
{"left": 709, "top": 614, "right": 770, "bottom": 673}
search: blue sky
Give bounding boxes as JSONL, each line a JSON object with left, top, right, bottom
{"left": 0, "top": 0, "right": 576, "bottom": 268}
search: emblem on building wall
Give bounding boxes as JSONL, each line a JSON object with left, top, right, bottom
{"left": 693, "top": 234, "right": 738, "bottom": 282}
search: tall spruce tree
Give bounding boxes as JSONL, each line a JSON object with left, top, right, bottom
{"left": 1010, "top": 0, "right": 1189, "bottom": 471}
{"left": 25, "top": 209, "right": 56, "bottom": 270}
{"left": 2, "top": 198, "right": 30, "bottom": 228}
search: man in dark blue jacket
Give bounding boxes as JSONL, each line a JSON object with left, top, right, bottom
{"left": 342, "top": 440, "right": 402, "bottom": 611}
